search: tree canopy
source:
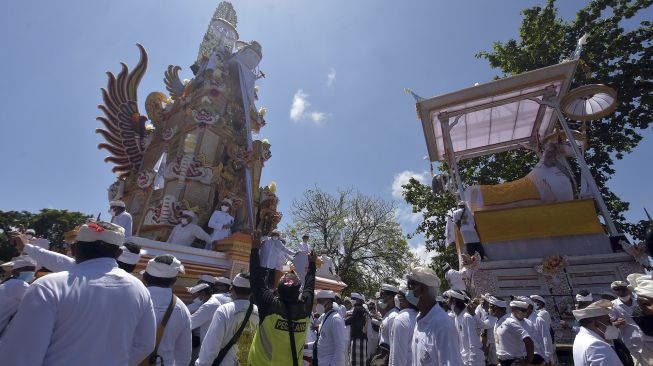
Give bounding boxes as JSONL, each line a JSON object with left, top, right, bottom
{"left": 286, "top": 187, "right": 415, "bottom": 297}
{"left": 403, "top": 0, "right": 652, "bottom": 273}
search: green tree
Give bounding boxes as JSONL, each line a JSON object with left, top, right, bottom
{"left": 286, "top": 187, "right": 415, "bottom": 297}
{"left": 403, "top": 0, "right": 652, "bottom": 268}
{"left": 0, "top": 209, "right": 91, "bottom": 261}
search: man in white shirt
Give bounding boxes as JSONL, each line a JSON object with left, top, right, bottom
{"left": 110, "top": 200, "right": 133, "bottom": 238}
{"left": 406, "top": 266, "right": 464, "bottom": 366}
{"left": 444, "top": 262, "right": 470, "bottom": 293}
{"left": 378, "top": 283, "right": 400, "bottom": 353}
{"left": 530, "top": 295, "right": 556, "bottom": 364}
{"left": 0, "top": 255, "right": 36, "bottom": 335}
{"left": 493, "top": 300, "right": 534, "bottom": 365}
{"left": 306, "top": 290, "right": 347, "bottom": 366}
{"left": 452, "top": 201, "right": 486, "bottom": 259}
{"left": 259, "top": 230, "right": 296, "bottom": 287}
{"left": 513, "top": 298, "right": 546, "bottom": 365}
{"left": 0, "top": 221, "right": 156, "bottom": 366}
{"left": 191, "top": 277, "right": 233, "bottom": 342}
{"left": 298, "top": 234, "right": 312, "bottom": 253}
{"left": 389, "top": 289, "right": 419, "bottom": 366}
{"left": 572, "top": 299, "right": 624, "bottom": 366}
{"left": 195, "top": 273, "right": 259, "bottom": 366}
{"left": 477, "top": 295, "right": 501, "bottom": 365}
{"left": 167, "top": 210, "right": 213, "bottom": 248}
{"left": 187, "top": 283, "right": 213, "bottom": 314}
{"left": 142, "top": 255, "right": 192, "bottom": 366}
{"left": 446, "top": 290, "right": 484, "bottom": 366}
{"left": 610, "top": 280, "right": 647, "bottom": 363}
{"left": 208, "top": 200, "right": 234, "bottom": 244}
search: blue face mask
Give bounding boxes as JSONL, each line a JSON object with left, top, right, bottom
{"left": 406, "top": 290, "right": 420, "bottom": 306}
{"left": 17, "top": 271, "right": 36, "bottom": 283}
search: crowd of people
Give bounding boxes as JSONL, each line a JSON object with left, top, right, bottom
{"left": 1, "top": 212, "right": 653, "bottom": 366}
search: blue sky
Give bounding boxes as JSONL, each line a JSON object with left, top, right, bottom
{"left": 0, "top": 0, "right": 651, "bottom": 260}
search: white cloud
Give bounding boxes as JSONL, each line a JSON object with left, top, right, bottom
{"left": 327, "top": 68, "right": 336, "bottom": 86}
{"left": 290, "top": 89, "right": 308, "bottom": 122}
{"left": 394, "top": 206, "right": 423, "bottom": 224}
{"left": 409, "top": 240, "right": 431, "bottom": 265}
{"left": 289, "top": 89, "right": 327, "bottom": 125}
{"left": 392, "top": 170, "right": 429, "bottom": 199}
{"left": 309, "top": 111, "right": 326, "bottom": 124}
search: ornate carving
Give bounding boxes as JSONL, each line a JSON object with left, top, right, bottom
{"left": 255, "top": 186, "right": 282, "bottom": 235}
{"left": 145, "top": 91, "right": 168, "bottom": 126}
{"left": 164, "top": 155, "right": 213, "bottom": 185}
{"left": 164, "top": 65, "right": 185, "bottom": 100}
{"left": 96, "top": 44, "right": 150, "bottom": 178}
{"left": 108, "top": 180, "right": 125, "bottom": 201}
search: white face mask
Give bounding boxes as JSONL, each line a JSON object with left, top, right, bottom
{"left": 619, "top": 295, "right": 631, "bottom": 302}
{"left": 378, "top": 300, "right": 388, "bottom": 310}
{"left": 181, "top": 218, "right": 190, "bottom": 226}
{"left": 17, "top": 271, "right": 36, "bottom": 282}
{"left": 394, "top": 295, "right": 401, "bottom": 309}
{"left": 315, "top": 303, "right": 325, "bottom": 315}
{"left": 25, "top": 234, "right": 34, "bottom": 240}
{"left": 221, "top": 206, "right": 229, "bottom": 212}
{"left": 272, "top": 236, "right": 279, "bottom": 241}
{"left": 109, "top": 209, "right": 115, "bottom": 216}
{"left": 598, "top": 322, "right": 620, "bottom": 340}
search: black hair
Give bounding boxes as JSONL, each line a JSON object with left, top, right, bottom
{"left": 75, "top": 241, "right": 121, "bottom": 261}
{"left": 578, "top": 289, "right": 591, "bottom": 296}
{"left": 579, "top": 318, "right": 595, "bottom": 327}
{"left": 118, "top": 262, "right": 137, "bottom": 273}
{"left": 452, "top": 297, "right": 467, "bottom": 310}
{"left": 123, "top": 242, "right": 142, "bottom": 254}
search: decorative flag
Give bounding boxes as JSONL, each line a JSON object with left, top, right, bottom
{"left": 153, "top": 152, "right": 167, "bottom": 190}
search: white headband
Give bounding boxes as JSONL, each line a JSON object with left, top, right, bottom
{"left": 487, "top": 296, "right": 507, "bottom": 308}
{"left": 530, "top": 295, "right": 545, "bottom": 304}
{"left": 8, "top": 255, "right": 37, "bottom": 269}
{"left": 198, "top": 274, "right": 217, "bottom": 284}
{"left": 444, "top": 289, "right": 466, "bottom": 301}
{"left": 510, "top": 300, "right": 529, "bottom": 309}
{"left": 215, "top": 277, "right": 232, "bottom": 286}
{"left": 232, "top": 274, "right": 250, "bottom": 288}
{"left": 187, "top": 283, "right": 210, "bottom": 294}
{"left": 117, "top": 247, "right": 141, "bottom": 265}
{"left": 576, "top": 293, "right": 593, "bottom": 302}
{"left": 144, "top": 257, "right": 184, "bottom": 278}
{"left": 572, "top": 299, "right": 612, "bottom": 320}
{"left": 76, "top": 222, "right": 125, "bottom": 246}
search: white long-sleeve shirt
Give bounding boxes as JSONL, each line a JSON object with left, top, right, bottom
{"left": 0, "top": 278, "right": 29, "bottom": 335}
{"left": 195, "top": 299, "right": 259, "bottom": 366}
{"left": 112, "top": 211, "right": 133, "bottom": 238}
{"left": 455, "top": 311, "right": 485, "bottom": 366}
{"left": 23, "top": 243, "right": 74, "bottom": 272}
{"left": 445, "top": 268, "right": 469, "bottom": 292}
{"left": 611, "top": 296, "right": 644, "bottom": 356}
{"left": 207, "top": 211, "right": 234, "bottom": 241}
{"left": 380, "top": 307, "right": 399, "bottom": 345}
{"left": 389, "top": 308, "right": 418, "bottom": 366}
{"left": 167, "top": 223, "right": 212, "bottom": 247}
{"left": 521, "top": 317, "right": 545, "bottom": 358}
{"left": 147, "top": 286, "right": 192, "bottom": 366}
{"left": 0, "top": 258, "right": 156, "bottom": 366}
{"left": 191, "top": 293, "right": 232, "bottom": 342}
{"left": 452, "top": 207, "right": 480, "bottom": 244}
{"left": 411, "top": 304, "right": 464, "bottom": 366}
{"left": 573, "top": 326, "right": 624, "bottom": 366}
{"left": 259, "top": 237, "right": 295, "bottom": 270}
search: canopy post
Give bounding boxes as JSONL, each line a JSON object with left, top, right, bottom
{"left": 536, "top": 99, "right": 619, "bottom": 236}
{"left": 440, "top": 116, "right": 465, "bottom": 201}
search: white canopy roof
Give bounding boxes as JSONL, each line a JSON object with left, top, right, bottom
{"left": 417, "top": 60, "right": 578, "bottom": 162}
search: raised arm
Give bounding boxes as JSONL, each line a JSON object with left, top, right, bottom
{"left": 193, "top": 226, "right": 213, "bottom": 246}
{"left": 301, "top": 251, "right": 317, "bottom": 314}
{"left": 250, "top": 234, "right": 274, "bottom": 317}
{"left": 23, "top": 244, "right": 75, "bottom": 272}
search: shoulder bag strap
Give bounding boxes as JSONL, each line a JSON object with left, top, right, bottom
{"left": 142, "top": 295, "right": 177, "bottom": 366}
{"left": 212, "top": 300, "right": 255, "bottom": 366}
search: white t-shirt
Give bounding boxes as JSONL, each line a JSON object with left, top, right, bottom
{"left": 495, "top": 314, "right": 530, "bottom": 360}
{"left": 445, "top": 268, "right": 469, "bottom": 292}
{"left": 389, "top": 308, "right": 418, "bottom": 366}
{"left": 411, "top": 305, "right": 464, "bottom": 366}
{"left": 452, "top": 207, "right": 480, "bottom": 244}
{"left": 572, "top": 327, "right": 624, "bottom": 366}
{"left": 455, "top": 311, "right": 485, "bottom": 366}
{"left": 191, "top": 293, "right": 233, "bottom": 342}
{"left": 167, "top": 223, "right": 212, "bottom": 246}
{"left": 112, "top": 211, "right": 133, "bottom": 238}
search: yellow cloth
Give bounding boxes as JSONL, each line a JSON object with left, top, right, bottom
{"left": 479, "top": 176, "right": 540, "bottom": 206}
{"left": 474, "top": 199, "right": 604, "bottom": 243}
